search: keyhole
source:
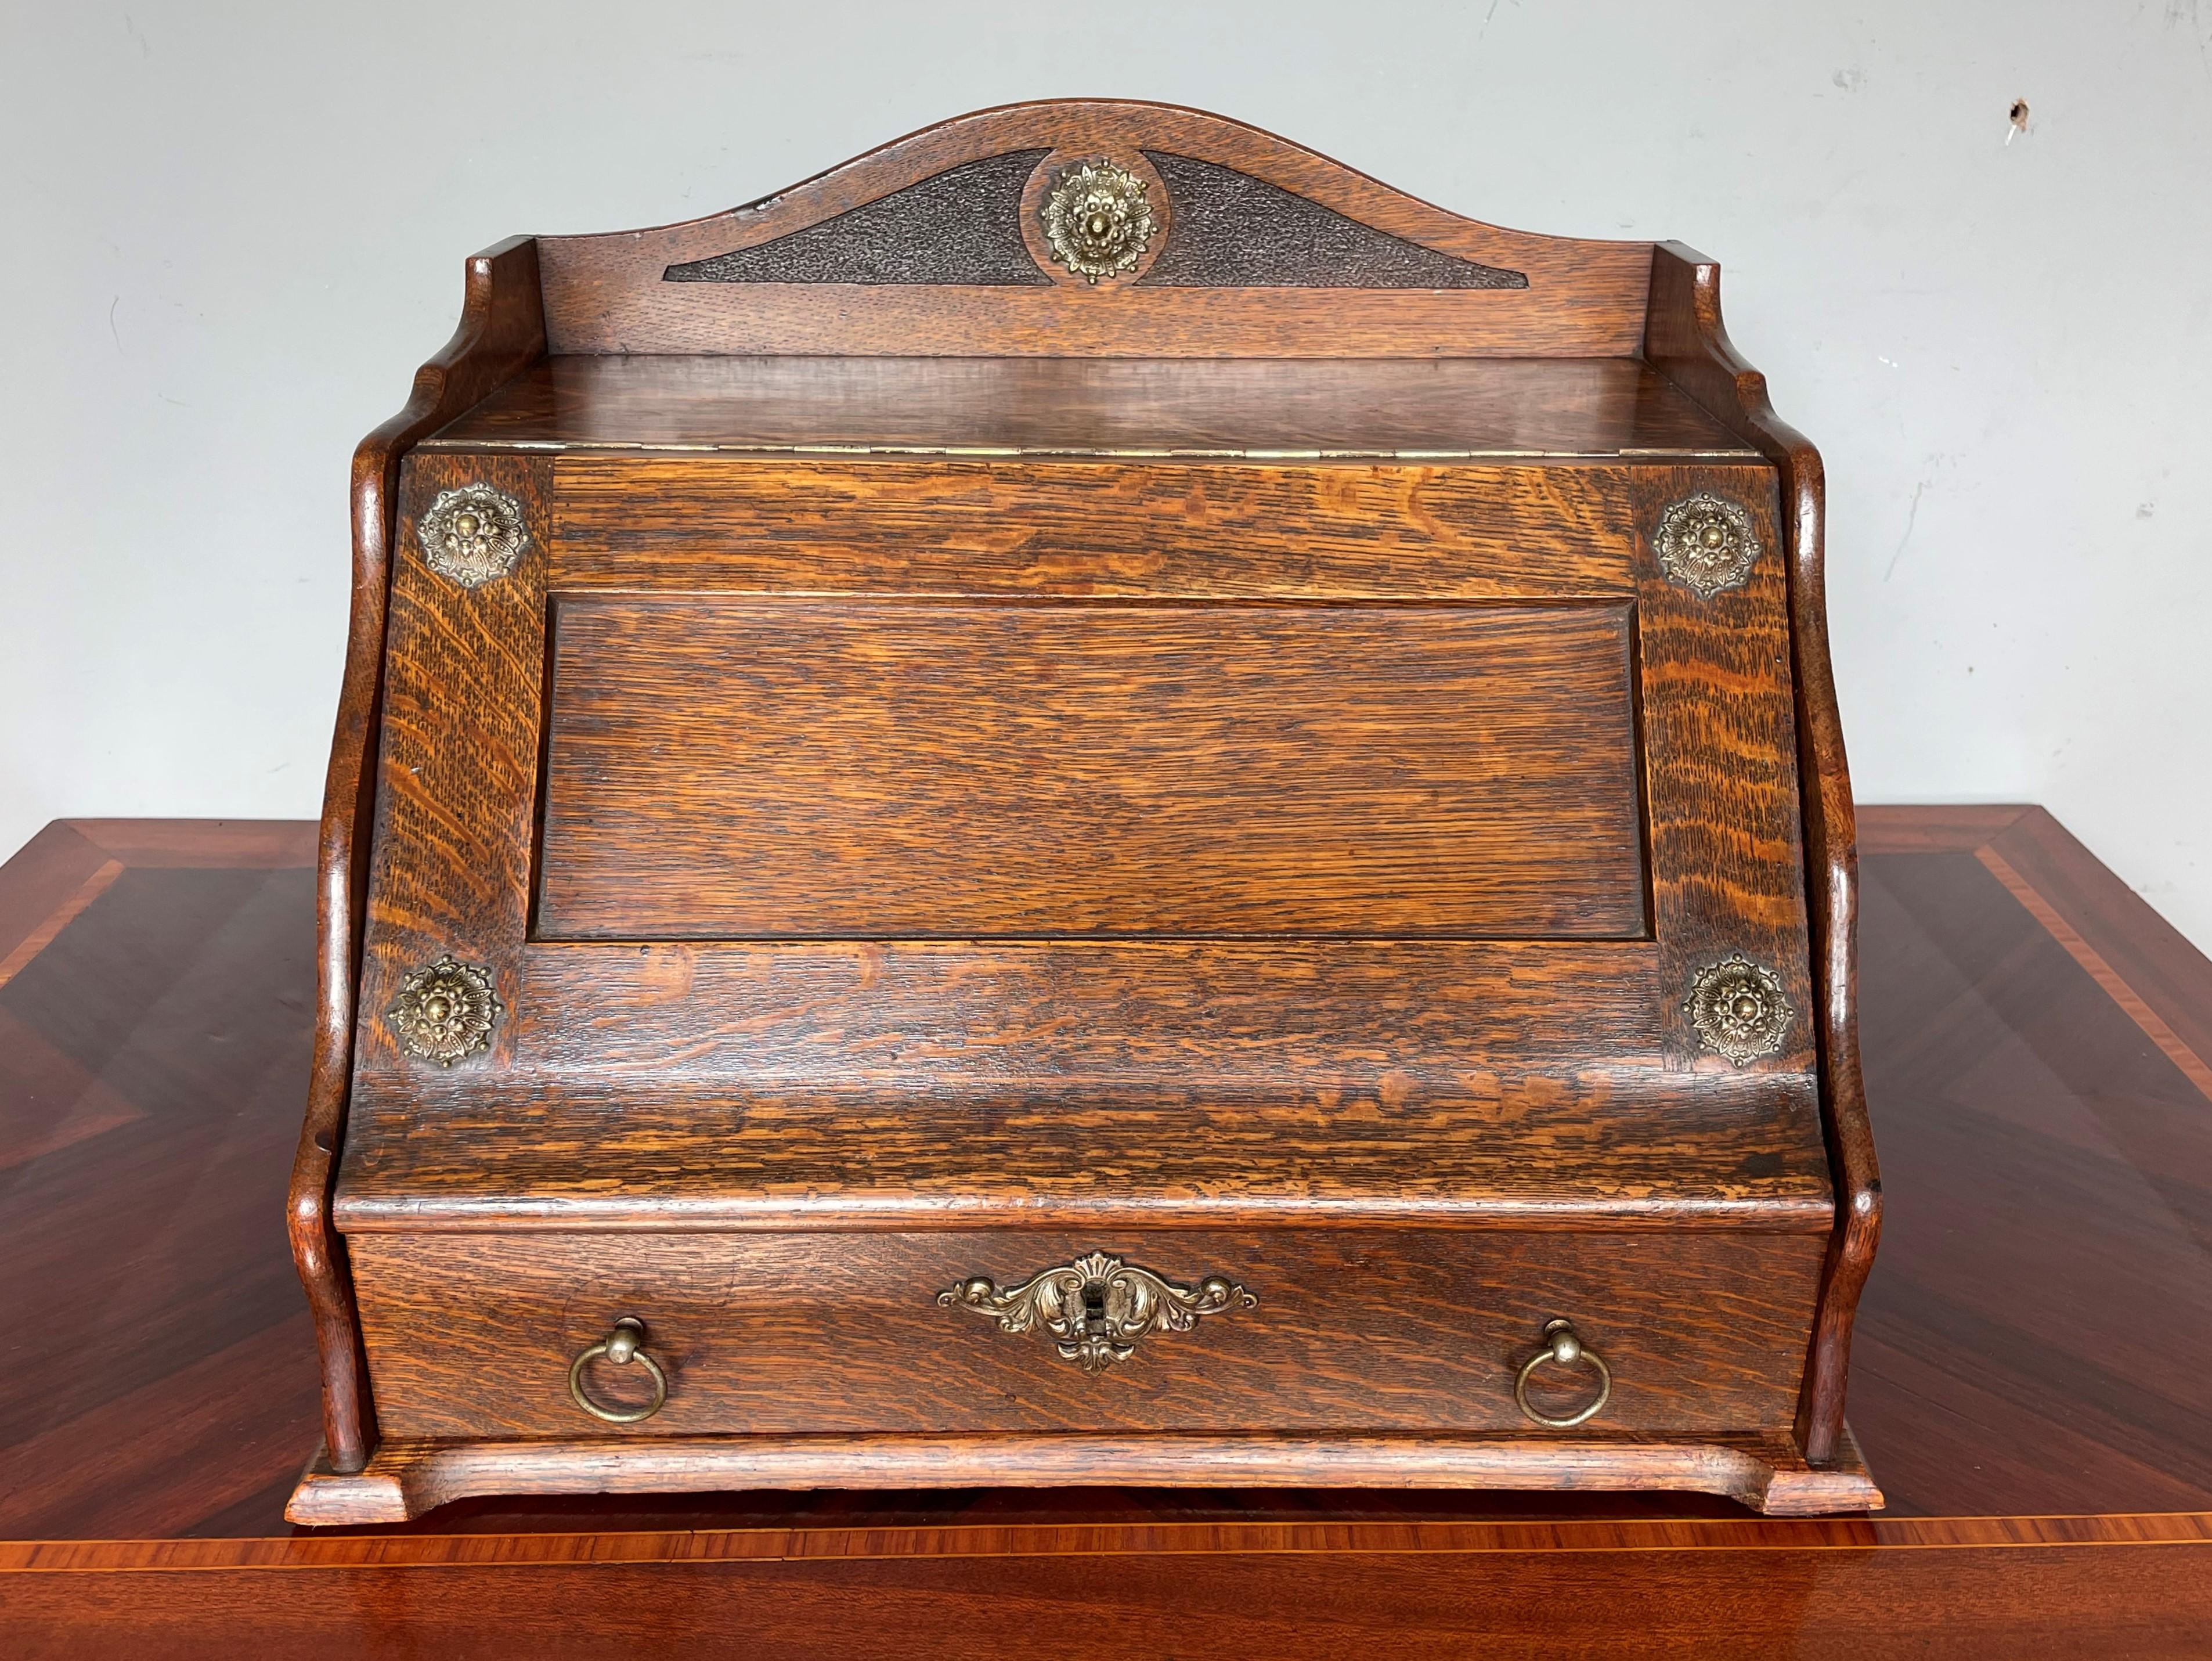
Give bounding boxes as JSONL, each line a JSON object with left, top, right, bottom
{"left": 1082, "top": 1283, "right": 1107, "bottom": 1332}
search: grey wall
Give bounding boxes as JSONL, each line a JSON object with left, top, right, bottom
{"left": 4, "top": 1, "right": 2208, "bottom": 947}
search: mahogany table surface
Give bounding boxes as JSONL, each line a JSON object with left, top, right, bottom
{"left": 1, "top": 805, "right": 2208, "bottom": 1657}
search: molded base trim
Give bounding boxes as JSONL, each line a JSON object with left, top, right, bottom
{"left": 286, "top": 1426, "right": 1880, "bottom": 1525}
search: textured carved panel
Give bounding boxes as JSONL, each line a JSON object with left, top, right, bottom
{"left": 665, "top": 150, "right": 1052, "bottom": 286}
{"left": 664, "top": 146, "right": 1531, "bottom": 292}
{"left": 1138, "top": 152, "right": 1528, "bottom": 290}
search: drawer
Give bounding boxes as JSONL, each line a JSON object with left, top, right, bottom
{"left": 351, "top": 1228, "right": 1824, "bottom": 1440}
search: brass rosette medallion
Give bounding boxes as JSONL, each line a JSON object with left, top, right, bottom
{"left": 386, "top": 955, "right": 501, "bottom": 1067}
{"left": 939, "top": 1251, "right": 1255, "bottom": 1372}
{"left": 1655, "top": 492, "right": 1762, "bottom": 597}
{"left": 418, "top": 483, "right": 529, "bottom": 589}
{"left": 1040, "top": 159, "right": 1156, "bottom": 283}
{"left": 1686, "top": 955, "right": 1793, "bottom": 1065}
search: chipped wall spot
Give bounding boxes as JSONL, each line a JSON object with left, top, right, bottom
{"left": 2008, "top": 98, "right": 2031, "bottom": 143}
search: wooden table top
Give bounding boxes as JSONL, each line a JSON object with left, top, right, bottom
{"left": 2, "top": 806, "right": 2208, "bottom": 1656}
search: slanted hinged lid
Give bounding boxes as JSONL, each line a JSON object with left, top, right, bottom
{"left": 330, "top": 102, "right": 1829, "bottom": 1237}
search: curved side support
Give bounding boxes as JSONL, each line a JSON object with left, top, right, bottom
{"left": 1643, "top": 243, "right": 1881, "bottom": 1467}
{"left": 286, "top": 237, "right": 546, "bottom": 1472}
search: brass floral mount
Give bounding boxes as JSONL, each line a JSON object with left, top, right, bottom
{"left": 385, "top": 955, "right": 501, "bottom": 1066}
{"left": 1040, "top": 158, "right": 1156, "bottom": 283}
{"left": 1654, "top": 492, "right": 1762, "bottom": 597}
{"left": 418, "top": 482, "right": 529, "bottom": 588}
{"left": 1686, "top": 954, "right": 1793, "bottom": 1064}
{"left": 938, "top": 1251, "right": 1255, "bottom": 1372}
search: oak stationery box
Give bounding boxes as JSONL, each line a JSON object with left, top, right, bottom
{"left": 286, "top": 100, "right": 1882, "bottom": 1523}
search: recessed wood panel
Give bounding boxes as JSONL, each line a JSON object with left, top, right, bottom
{"left": 533, "top": 598, "right": 1647, "bottom": 941}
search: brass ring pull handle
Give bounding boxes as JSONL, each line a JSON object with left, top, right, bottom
{"left": 567, "top": 1317, "right": 667, "bottom": 1425}
{"left": 1514, "top": 1318, "right": 1612, "bottom": 1429}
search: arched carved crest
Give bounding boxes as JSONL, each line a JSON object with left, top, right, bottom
{"left": 665, "top": 146, "right": 1529, "bottom": 293}
{"left": 535, "top": 100, "right": 1650, "bottom": 356}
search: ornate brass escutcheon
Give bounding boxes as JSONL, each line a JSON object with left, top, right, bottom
{"left": 937, "top": 1251, "right": 1255, "bottom": 1372}
{"left": 1514, "top": 1318, "right": 1612, "bottom": 1429}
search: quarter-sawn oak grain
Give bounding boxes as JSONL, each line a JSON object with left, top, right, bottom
{"left": 549, "top": 457, "right": 1640, "bottom": 599}
{"left": 1643, "top": 243, "right": 1878, "bottom": 1465}
{"left": 291, "top": 235, "right": 545, "bottom": 1475}
{"left": 349, "top": 1228, "right": 1819, "bottom": 1439}
{"left": 536, "top": 597, "right": 1646, "bottom": 940}
{"left": 290, "top": 101, "right": 1874, "bottom": 1518}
